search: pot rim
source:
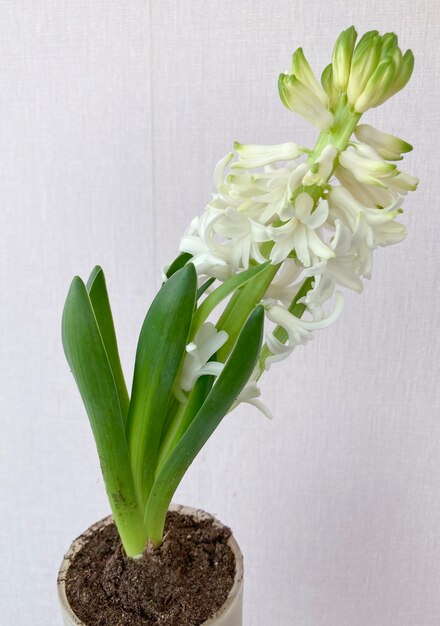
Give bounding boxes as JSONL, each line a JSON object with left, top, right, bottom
{"left": 57, "top": 503, "right": 244, "bottom": 626}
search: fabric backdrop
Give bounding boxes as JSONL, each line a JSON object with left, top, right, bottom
{"left": 1, "top": 1, "right": 439, "bottom": 624}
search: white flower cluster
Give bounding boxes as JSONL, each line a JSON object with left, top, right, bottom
{"left": 180, "top": 128, "right": 417, "bottom": 371}
{"left": 174, "top": 28, "right": 418, "bottom": 417}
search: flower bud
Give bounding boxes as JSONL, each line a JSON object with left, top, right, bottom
{"left": 354, "top": 58, "right": 396, "bottom": 112}
{"left": 348, "top": 32, "right": 414, "bottom": 113}
{"left": 331, "top": 26, "right": 357, "bottom": 91}
{"left": 321, "top": 63, "right": 339, "bottom": 110}
{"left": 379, "top": 33, "right": 398, "bottom": 60}
{"left": 354, "top": 124, "right": 412, "bottom": 161}
{"left": 291, "top": 47, "right": 329, "bottom": 107}
{"left": 346, "top": 32, "right": 381, "bottom": 104}
{"left": 232, "top": 141, "right": 305, "bottom": 169}
{"left": 384, "top": 49, "right": 414, "bottom": 101}
{"left": 278, "top": 73, "right": 334, "bottom": 130}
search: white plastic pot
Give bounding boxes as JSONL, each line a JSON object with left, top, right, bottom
{"left": 57, "top": 504, "right": 244, "bottom": 626}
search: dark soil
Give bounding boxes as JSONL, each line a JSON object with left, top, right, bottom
{"left": 64, "top": 510, "right": 236, "bottom": 626}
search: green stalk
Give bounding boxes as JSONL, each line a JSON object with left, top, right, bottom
{"left": 308, "top": 96, "right": 361, "bottom": 162}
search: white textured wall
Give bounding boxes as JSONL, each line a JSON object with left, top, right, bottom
{"left": 1, "top": 1, "right": 439, "bottom": 625}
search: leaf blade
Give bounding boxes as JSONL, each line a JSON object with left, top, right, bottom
{"left": 86, "top": 266, "right": 129, "bottom": 422}
{"left": 126, "top": 263, "right": 197, "bottom": 510}
{"left": 62, "top": 277, "right": 146, "bottom": 556}
{"left": 144, "top": 305, "right": 265, "bottom": 544}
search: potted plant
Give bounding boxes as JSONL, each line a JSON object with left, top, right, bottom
{"left": 58, "top": 27, "right": 418, "bottom": 625}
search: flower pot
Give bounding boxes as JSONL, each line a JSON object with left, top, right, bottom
{"left": 57, "top": 504, "right": 244, "bottom": 626}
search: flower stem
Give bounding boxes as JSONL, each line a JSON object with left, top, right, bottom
{"left": 308, "top": 96, "right": 361, "bottom": 163}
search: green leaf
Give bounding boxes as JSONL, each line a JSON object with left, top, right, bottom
{"left": 144, "top": 305, "right": 265, "bottom": 544}
{"left": 155, "top": 374, "right": 214, "bottom": 474}
{"left": 126, "top": 263, "right": 197, "bottom": 510}
{"left": 197, "top": 277, "right": 215, "bottom": 300}
{"left": 191, "top": 261, "right": 270, "bottom": 334}
{"left": 62, "top": 277, "right": 146, "bottom": 556}
{"left": 165, "top": 252, "right": 192, "bottom": 278}
{"left": 86, "top": 266, "right": 129, "bottom": 422}
{"left": 216, "top": 262, "right": 279, "bottom": 361}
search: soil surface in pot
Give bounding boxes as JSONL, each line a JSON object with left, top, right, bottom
{"left": 65, "top": 510, "right": 236, "bottom": 626}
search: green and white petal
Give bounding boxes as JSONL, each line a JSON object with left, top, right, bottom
{"left": 214, "top": 152, "right": 234, "bottom": 189}
{"left": 332, "top": 26, "right": 357, "bottom": 91}
{"left": 179, "top": 323, "right": 229, "bottom": 392}
{"left": 291, "top": 47, "right": 329, "bottom": 107}
{"left": 302, "top": 144, "right": 339, "bottom": 186}
{"left": 278, "top": 74, "right": 334, "bottom": 130}
{"left": 354, "top": 58, "right": 396, "bottom": 112}
{"left": 233, "top": 381, "right": 273, "bottom": 419}
{"left": 232, "top": 141, "right": 305, "bottom": 169}
{"left": 339, "top": 147, "right": 397, "bottom": 187}
{"left": 354, "top": 124, "right": 412, "bottom": 161}
{"left": 347, "top": 31, "right": 381, "bottom": 105}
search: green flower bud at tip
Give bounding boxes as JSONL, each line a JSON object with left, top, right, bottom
{"left": 321, "top": 63, "right": 338, "bottom": 110}
{"left": 347, "top": 35, "right": 382, "bottom": 105}
{"left": 291, "top": 47, "right": 329, "bottom": 107}
{"left": 332, "top": 26, "right": 357, "bottom": 91}
{"left": 278, "top": 72, "right": 333, "bottom": 130}
{"left": 354, "top": 58, "right": 396, "bottom": 113}
{"left": 385, "top": 49, "right": 414, "bottom": 100}
{"left": 380, "top": 33, "right": 398, "bottom": 54}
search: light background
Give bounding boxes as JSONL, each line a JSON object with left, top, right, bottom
{"left": 1, "top": 1, "right": 439, "bottom": 625}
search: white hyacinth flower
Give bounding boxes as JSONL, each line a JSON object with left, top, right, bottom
{"left": 339, "top": 144, "right": 397, "bottom": 187}
{"left": 232, "top": 381, "right": 273, "bottom": 420}
{"left": 211, "top": 207, "right": 269, "bottom": 270}
{"left": 269, "top": 192, "right": 334, "bottom": 266}
{"left": 278, "top": 74, "right": 334, "bottom": 130}
{"left": 302, "top": 144, "right": 339, "bottom": 186}
{"left": 256, "top": 163, "right": 310, "bottom": 223}
{"left": 328, "top": 186, "right": 406, "bottom": 278}
{"left": 303, "top": 220, "right": 363, "bottom": 306}
{"left": 263, "top": 291, "right": 345, "bottom": 366}
{"left": 335, "top": 163, "right": 401, "bottom": 208}
{"left": 216, "top": 158, "right": 310, "bottom": 225}
{"left": 264, "top": 258, "right": 303, "bottom": 305}
{"left": 180, "top": 210, "right": 233, "bottom": 280}
{"left": 232, "top": 141, "right": 306, "bottom": 169}
{"left": 354, "top": 124, "right": 412, "bottom": 161}
{"left": 178, "top": 323, "right": 229, "bottom": 394}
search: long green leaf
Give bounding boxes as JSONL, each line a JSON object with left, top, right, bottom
{"left": 155, "top": 374, "right": 213, "bottom": 474}
{"left": 126, "top": 263, "right": 197, "bottom": 510}
{"left": 144, "top": 305, "right": 265, "bottom": 544}
{"left": 62, "top": 277, "right": 146, "bottom": 556}
{"left": 86, "top": 266, "right": 129, "bottom": 422}
{"left": 165, "top": 252, "right": 192, "bottom": 278}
